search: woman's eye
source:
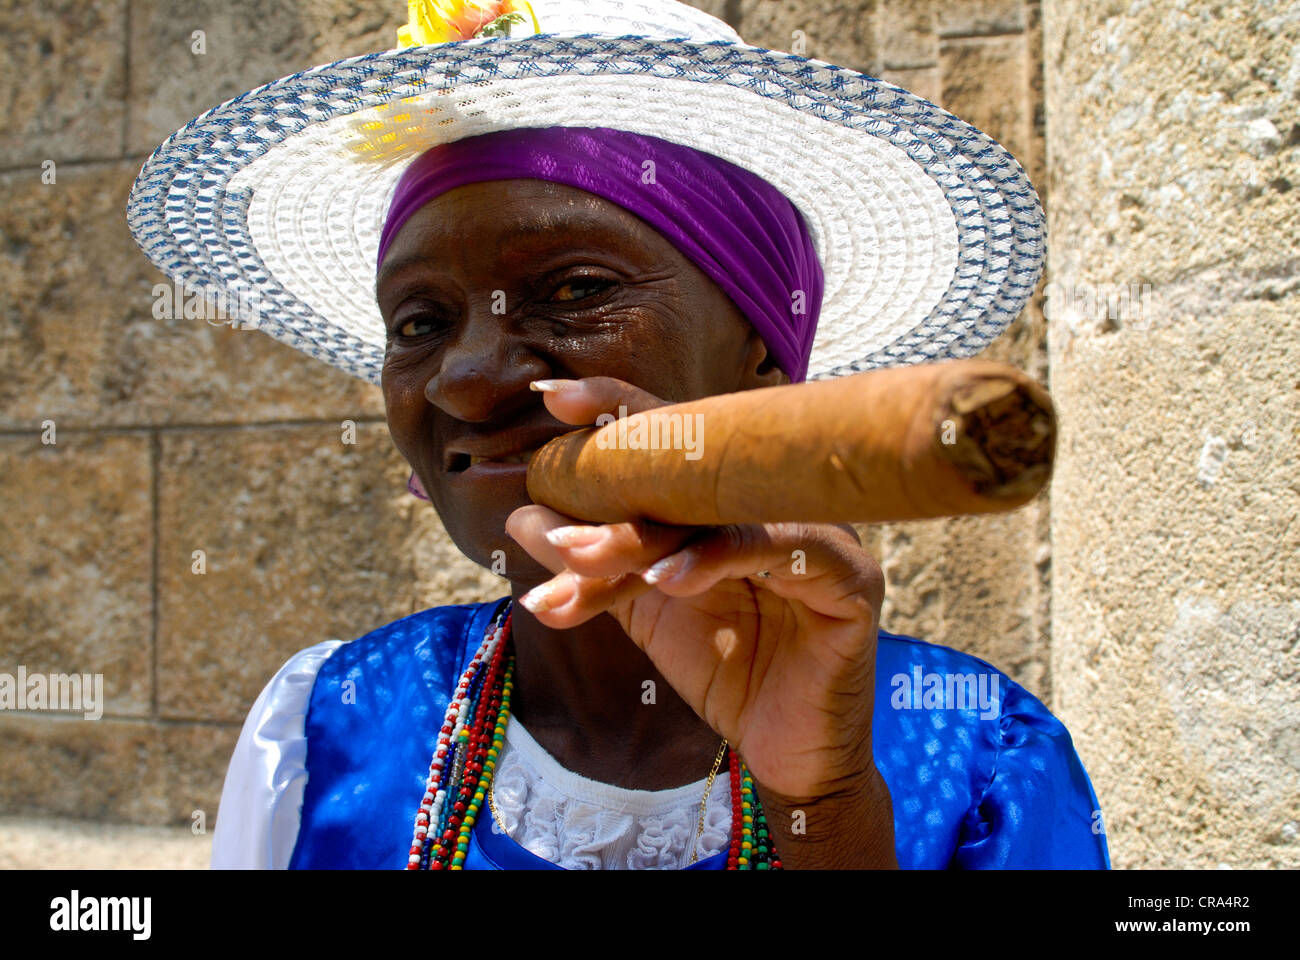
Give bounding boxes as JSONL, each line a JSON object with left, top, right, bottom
{"left": 550, "top": 277, "right": 614, "bottom": 303}
{"left": 396, "top": 316, "right": 442, "bottom": 338}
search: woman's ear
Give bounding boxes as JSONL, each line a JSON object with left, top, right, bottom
{"left": 743, "top": 330, "right": 790, "bottom": 389}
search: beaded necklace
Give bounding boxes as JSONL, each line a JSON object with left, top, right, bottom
{"left": 406, "top": 600, "right": 782, "bottom": 870}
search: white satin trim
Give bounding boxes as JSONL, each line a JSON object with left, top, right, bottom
{"left": 491, "top": 718, "right": 733, "bottom": 870}
{"left": 209, "top": 640, "right": 344, "bottom": 869}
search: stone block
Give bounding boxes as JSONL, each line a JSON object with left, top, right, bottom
{"left": 0, "top": 713, "right": 240, "bottom": 827}
{"left": 735, "top": 0, "right": 879, "bottom": 74}
{"left": 879, "top": 66, "right": 941, "bottom": 105}
{"left": 0, "top": 0, "right": 127, "bottom": 167}
{"left": 0, "top": 433, "right": 152, "bottom": 716}
{"left": 937, "top": 0, "right": 1027, "bottom": 38}
{"left": 879, "top": 0, "right": 937, "bottom": 69}
{"left": 0, "top": 161, "right": 385, "bottom": 429}
{"left": 0, "top": 714, "right": 169, "bottom": 823}
{"left": 940, "top": 34, "right": 1033, "bottom": 178}
{"left": 161, "top": 722, "right": 243, "bottom": 830}
{"left": 127, "top": 0, "right": 406, "bottom": 156}
{"left": 155, "top": 420, "right": 499, "bottom": 723}
{"left": 1045, "top": 0, "right": 1300, "bottom": 867}
{"left": 879, "top": 500, "right": 1051, "bottom": 700}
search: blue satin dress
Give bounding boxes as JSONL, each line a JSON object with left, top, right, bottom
{"left": 286, "top": 598, "right": 1110, "bottom": 869}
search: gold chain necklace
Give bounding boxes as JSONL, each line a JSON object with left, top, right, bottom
{"left": 689, "top": 738, "right": 730, "bottom": 865}
{"left": 486, "top": 734, "right": 730, "bottom": 867}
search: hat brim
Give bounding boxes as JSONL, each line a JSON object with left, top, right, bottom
{"left": 127, "top": 34, "right": 1044, "bottom": 385}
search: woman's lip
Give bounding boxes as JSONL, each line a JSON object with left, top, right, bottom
{"left": 445, "top": 448, "right": 539, "bottom": 473}
{"left": 446, "top": 460, "right": 530, "bottom": 480}
{"left": 469, "top": 450, "right": 536, "bottom": 466}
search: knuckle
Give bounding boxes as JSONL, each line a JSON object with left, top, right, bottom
{"left": 718, "top": 523, "right": 771, "bottom": 559}
{"left": 833, "top": 522, "right": 862, "bottom": 546}
{"left": 622, "top": 517, "right": 661, "bottom": 555}
{"left": 718, "top": 524, "right": 751, "bottom": 556}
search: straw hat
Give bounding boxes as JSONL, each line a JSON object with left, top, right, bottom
{"left": 126, "top": 0, "right": 1045, "bottom": 385}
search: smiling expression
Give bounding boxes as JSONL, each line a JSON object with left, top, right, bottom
{"left": 377, "top": 178, "right": 783, "bottom": 584}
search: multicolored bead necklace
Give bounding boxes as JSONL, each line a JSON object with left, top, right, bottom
{"left": 406, "top": 600, "right": 782, "bottom": 870}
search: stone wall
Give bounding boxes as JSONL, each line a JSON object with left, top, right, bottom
{"left": 1043, "top": 0, "right": 1299, "bottom": 868}
{"left": 0, "top": 0, "right": 502, "bottom": 830}
{"left": 1, "top": 0, "right": 1293, "bottom": 870}
{"left": 0, "top": 0, "right": 1058, "bottom": 834}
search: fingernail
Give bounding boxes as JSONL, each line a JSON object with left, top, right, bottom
{"left": 530, "top": 379, "right": 576, "bottom": 393}
{"left": 643, "top": 549, "right": 695, "bottom": 585}
{"left": 545, "top": 525, "right": 606, "bottom": 548}
{"left": 519, "top": 581, "right": 560, "bottom": 614}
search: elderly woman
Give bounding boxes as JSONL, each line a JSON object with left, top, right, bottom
{"left": 128, "top": 0, "right": 1108, "bottom": 870}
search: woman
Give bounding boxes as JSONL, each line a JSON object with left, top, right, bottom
{"left": 127, "top": 0, "right": 1109, "bottom": 869}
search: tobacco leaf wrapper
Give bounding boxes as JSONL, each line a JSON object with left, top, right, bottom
{"left": 525, "top": 359, "right": 1056, "bottom": 526}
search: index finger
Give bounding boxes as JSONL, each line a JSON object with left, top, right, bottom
{"left": 529, "top": 377, "right": 671, "bottom": 425}
{"left": 508, "top": 503, "right": 697, "bottom": 579}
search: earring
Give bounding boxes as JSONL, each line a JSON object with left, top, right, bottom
{"left": 407, "top": 470, "right": 431, "bottom": 501}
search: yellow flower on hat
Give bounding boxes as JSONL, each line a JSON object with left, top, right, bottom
{"left": 396, "top": 0, "right": 540, "bottom": 47}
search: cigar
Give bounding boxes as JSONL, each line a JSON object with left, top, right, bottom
{"left": 525, "top": 359, "right": 1056, "bottom": 526}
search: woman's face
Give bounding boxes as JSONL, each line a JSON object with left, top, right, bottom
{"left": 378, "top": 178, "right": 784, "bottom": 583}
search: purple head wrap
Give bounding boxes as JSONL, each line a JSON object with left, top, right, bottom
{"left": 377, "top": 126, "right": 823, "bottom": 383}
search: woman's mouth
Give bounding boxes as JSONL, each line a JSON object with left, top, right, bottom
{"left": 448, "top": 448, "right": 540, "bottom": 473}
{"left": 469, "top": 450, "right": 537, "bottom": 467}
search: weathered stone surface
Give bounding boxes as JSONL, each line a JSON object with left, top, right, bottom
{"left": 0, "top": 716, "right": 164, "bottom": 822}
{"left": 127, "top": 0, "right": 406, "bottom": 155}
{"left": 879, "top": 500, "right": 1051, "bottom": 698}
{"left": 0, "top": 816, "right": 211, "bottom": 868}
{"left": 880, "top": 66, "right": 941, "bottom": 104}
{"left": 879, "top": 0, "right": 937, "bottom": 69}
{"left": 683, "top": 0, "right": 733, "bottom": 25}
{"left": 1023, "top": 0, "right": 1046, "bottom": 199}
{"left": 0, "top": 0, "right": 127, "bottom": 167}
{"left": 734, "top": 0, "right": 879, "bottom": 73}
{"left": 937, "top": 0, "right": 1027, "bottom": 38}
{"left": 0, "top": 161, "right": 385, "bottom": 429}
{"left": 0, "top": 713, "right": 240, "bottom": 826}
{"left": 1045, "top": 0, "right": 1300, "bottom": 868}
{"left": 156, "top": 421, "right": 499, "bottom": 723}
{"left": 0, "top": 433, "right": 152, "bottom": 715}
{"left": 941, "top": 34, "right": 1034, "bottom": 182}
{"left": 161, "top": 722, "right": 244, "bottom": 829}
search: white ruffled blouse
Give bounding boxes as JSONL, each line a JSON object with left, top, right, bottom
{"left": 210, "top": 641, "right": 731, "bottom": 869}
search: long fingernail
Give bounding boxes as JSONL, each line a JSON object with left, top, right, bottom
{"left": 530, "top": 379, "right": 577, "bottom": 393}
{"left": 545, "top": 525, "right": 606, "bottom": 548}
{"left": 519, "top": 581, "right": 560, "bottom": 613}
{"left": 643, "top": 549, "right": 695, "bottom": 585}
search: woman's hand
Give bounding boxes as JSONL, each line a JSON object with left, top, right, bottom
{"left": 505, "top": 377, "right": 898, "bottom": 868}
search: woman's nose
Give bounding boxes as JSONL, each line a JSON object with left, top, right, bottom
{"left": 423, "top": 315, "right": 546, "bottom": 423}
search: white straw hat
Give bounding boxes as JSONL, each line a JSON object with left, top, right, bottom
{"left": 126, "top": 0, "right": 1045, "bottom": 385}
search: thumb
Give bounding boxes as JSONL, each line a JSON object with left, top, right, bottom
{"left": 529, "top": 376, "right": 671, "bottom": 426}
